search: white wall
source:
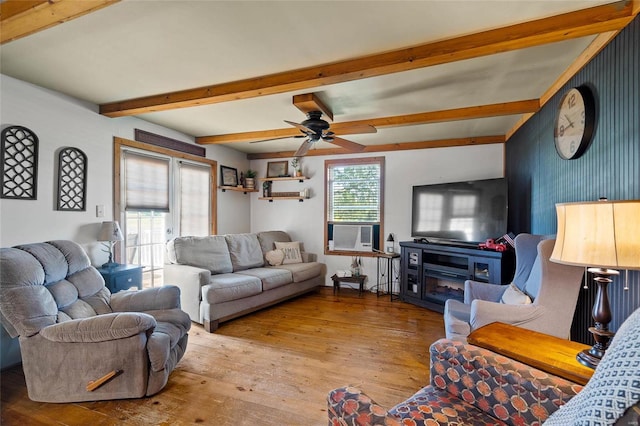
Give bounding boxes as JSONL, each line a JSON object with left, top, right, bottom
{"left": 0, "top": 74, "right": 251, "bottom": 369}
{"left": 249, "top": 145, "right": 505, "bottom": 290}
{"left": 0, "top": 74, "right": 251, "bottom": 255}
{"left": 0, "top": 73, "right": 504, "bottom": 367}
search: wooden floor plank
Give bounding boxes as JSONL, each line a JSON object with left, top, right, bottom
{"left": 0, "top": 287, "right": 445, "bottom": 425}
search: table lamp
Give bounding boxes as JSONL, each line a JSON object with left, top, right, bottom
{"left": 550, "top": 199, "right": 640, "bottom": 368}
{"left": 98, "top": 221, "right": 124, "bottom": 268}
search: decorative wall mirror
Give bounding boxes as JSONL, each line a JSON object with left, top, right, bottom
{"left": 57, "top": 147, "right": 87, "bottom": 211}
{"left": 1, "top": 125, "right": 39, "bottom": 200}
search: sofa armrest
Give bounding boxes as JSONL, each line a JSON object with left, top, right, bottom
{"left": 302, "top": 252, "right": 316, "bottom": 263}
{"left": 464, "top": 279, "right": 507, "bottom": 303}
{"left": 163, "top": 263, "right": 211, "bottom": 322}
{"left": 469, "top": 299, "right": 545, "bottom": 331}
{"left": 328, "top": 386, "right": 397, "bottom": 425}
{"left": 430, "top": 338, "right": 582, "bottom": 424}
{"left": 111, "top": 286, "right": 182, "bottom": 312}
{"left": 39, "top": 312, "right": 156, "bottom": 343}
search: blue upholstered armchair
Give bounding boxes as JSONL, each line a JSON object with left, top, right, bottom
{"left": 444, "top": 234, "right": 584, "bottom": 340}
{"left": 0, "top": 240, "right": 190, "bottom": 402}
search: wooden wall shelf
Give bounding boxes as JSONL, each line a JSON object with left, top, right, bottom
{"left": 259, "top": 176, "right": 309, "bottom": 201}
{"left": 259, "top": 176, "right": 308, "bottom": 183}
{"left": 259, "top": 196, "right": 306, "bottom": 202}
{"left": 219, "top": 185, "right": 258, "bottom": 194}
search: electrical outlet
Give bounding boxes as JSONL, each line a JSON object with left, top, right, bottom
{"left": 96, "top": 205, "right": 104, "bottom": 217}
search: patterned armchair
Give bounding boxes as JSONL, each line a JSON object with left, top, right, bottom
{"left": 328, "top": 339, "right": 582, "bottom": 425}
{"left": 328, "top": 307, "right": 640, "bottom": 425}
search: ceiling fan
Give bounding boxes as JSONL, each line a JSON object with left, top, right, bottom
{"left": 251, "top": 93, "right": 377, "bottom": 157}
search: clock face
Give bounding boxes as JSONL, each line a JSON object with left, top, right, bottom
{"left": 554, "top": 86, "right": 595, "bottom": 160}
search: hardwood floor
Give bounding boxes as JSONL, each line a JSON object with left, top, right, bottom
{"left": 0, "top": 287, "right": 445, "bottom": 425}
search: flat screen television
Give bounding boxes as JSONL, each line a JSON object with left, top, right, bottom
{"left": 411, "top": 177, "right": 507, "bottom": 245}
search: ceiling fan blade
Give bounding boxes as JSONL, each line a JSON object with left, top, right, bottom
{"left": 294, "top": 140, "right": 313, "bottom": 157}
{"left": 250, "top": 134, "right": 305, "bottom": 144}
{"left": 329, "top": 136, "right": 366, "bottom": 152}
{"left": 284, "top": 120, "right": 314, "bottom": 134}
{"left": 332, "top": 123, "right": 377, "bottom": 135}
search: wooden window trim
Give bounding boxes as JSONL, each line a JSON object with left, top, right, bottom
{"left": 113, "top": 137, "right": 217, "bottom": 262}
{"left": 324, "top": 156, "right": 385, "bottom": 257}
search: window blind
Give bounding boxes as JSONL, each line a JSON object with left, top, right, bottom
{"left": 328, "top": 163, "right": 381, "bottom": 222}
{"left": 179, "top": 161, "right": 210, "bottom": 236}
{"left": 124, "top": 151, "right": 170, "bottom": 212}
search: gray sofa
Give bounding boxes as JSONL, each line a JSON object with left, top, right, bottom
{"left": 0, "top": 240, "right": 190, "bottom": 402}
{"left": 164, "top": 231, "right": 325, "bottom": 332}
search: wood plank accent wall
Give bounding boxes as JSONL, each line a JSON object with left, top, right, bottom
{"left": 505, "top": 15, "right": 639, "bottom": 343}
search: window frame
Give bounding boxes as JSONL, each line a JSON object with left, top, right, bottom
{"left": 324, "top": 156, "right": 385, "bottom": 257}
{"left": 113, "top": 137, "right": 217, "bottom": 263}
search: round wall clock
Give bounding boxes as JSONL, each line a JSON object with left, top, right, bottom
{"left": 554, "top": 85, "right": 596, "bottom": 160}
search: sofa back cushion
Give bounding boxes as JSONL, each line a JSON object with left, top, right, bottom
{"left": 257, "top": 231, "right": 291, "bottom": 255}
{"left": 167, "top": 236, "right": 233, "bottom": 274}
{"left": 225, "top": 233, "right": 264, "bottom": 271}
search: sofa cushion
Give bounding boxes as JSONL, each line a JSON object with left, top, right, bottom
{"left": 225, "top": 233, "right": 265, "bottom": 271}
{"left": 274, "top": 241, "right": 303, "bottom": 264}
{"left": 167, "top": 236, "right": 232, "bottom": 274}
{"left": 388, "top": 385, "right": 509, "bottom": 425}
{"left": 203, "top": 273, "right": 262, "bottom": 304}
{"left": 272, "top": 262, "right": 323, "bottom": 283}
{"left": 257, "top": 230, "right": 292, "bottom": 254}
{"left": 237, "top": 267, "right": 293, "bottom": 291}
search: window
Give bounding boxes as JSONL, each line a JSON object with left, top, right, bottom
{"left": 178, "top": 161, "right": 211, "bottom": 237}
{"left": 114, "top": 138, "right": 216, "bottom": 288}
{"left": 325, "top": 157, "right": 385, "bottom": 255}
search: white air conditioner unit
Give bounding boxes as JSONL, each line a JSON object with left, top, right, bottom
{"left": 333, "top": 224, "right": 373, "bottom": 252}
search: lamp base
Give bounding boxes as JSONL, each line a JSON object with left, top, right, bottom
{"left": 577, "top": 268, "right": 619, "bottom": 369}
{"left": 577, "top": 348, "right": 604, "bottom": 369}
{"left": 102, "top": 261, "right": 120, "bottom": 269}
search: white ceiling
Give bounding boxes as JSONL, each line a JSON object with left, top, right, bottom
{"left": 0, "top": 0, "right": 628, "bottom": 157}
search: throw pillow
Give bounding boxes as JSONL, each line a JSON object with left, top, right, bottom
{"left": 265, "top": 249, "right": 285, "bottom": 266}
{"left": 274, "top": 241, "right": 303, "bottom": 265}
{"left": 500, "top": 283, "right": 532, "bottom": 305}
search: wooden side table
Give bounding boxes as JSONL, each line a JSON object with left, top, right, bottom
{"left": 97, "top": 264, "right": 143, "bottom": 294}
{"left": 467, "top": 322, "right": 594, "bottom": 385}
{"left": 331, "top": 274, "right": 367, "bottom": 296}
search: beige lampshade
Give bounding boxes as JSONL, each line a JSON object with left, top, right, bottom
{"left": 98, "top": 221, "right": 124, "bottom": 242}
{"left": 550, "top": 200, "right": 640, "bottom": 270}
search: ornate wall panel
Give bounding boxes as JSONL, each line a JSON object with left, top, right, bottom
{"left": 57, "top": 147, "right": 87, "bottom": 211}
{"left": 1, "top": 125, "right": 39, "bottom": 200}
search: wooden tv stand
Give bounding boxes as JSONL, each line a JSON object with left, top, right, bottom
{"left": 399, "top": 241, "right": 514, "bottom": 313}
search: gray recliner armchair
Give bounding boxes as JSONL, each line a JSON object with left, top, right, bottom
{"left": 0, "top": 240, "right": 191, "bottom": 403}
{"left": 444, "top": 234, "right": 584, "bottom": 340}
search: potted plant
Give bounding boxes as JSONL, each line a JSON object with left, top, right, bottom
{"left": 245, "top": 169, "right": 256, "bottom": 190}
{"left": 262, "top": 180, "right": 272, "bottom": 197}
{"left": 290, "top": 157, "right": 302, "bottom": 177}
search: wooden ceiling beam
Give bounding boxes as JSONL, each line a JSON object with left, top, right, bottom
{"left": 246, "top": 135, "right": 505, "bottom": 160}
{"left": 100, "top": 1, "right": 634, "bottom": 118}
{"left": 293, "top": 93, "right": 333, "bottom": 121}
{"left": 196, "top": 99, "right": 538, "bottom": 144}
{"left": 0, "top": 0, "right": 119, "bottom": 45}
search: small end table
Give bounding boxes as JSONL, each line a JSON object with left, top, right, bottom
{"left": 97, "top": 264, "right": 143, "bottom": 294}
{"left": 331, "top": 274, "right": 367, "bottom": 296}
{"left": 375, "top": 251, "right": 400, "bottom": 301}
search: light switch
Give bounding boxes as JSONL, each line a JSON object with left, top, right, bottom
{"left": 96, "top": 205, "right": 104, "bottom": 217}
